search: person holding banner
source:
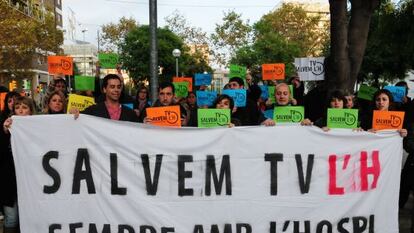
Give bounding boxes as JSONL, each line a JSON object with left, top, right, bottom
{"left": 228, "top": 77, "right": 274, "bottom": 126}
{"left": 43, "top": 90, "right": 66, "bottom": 114}
{"left": 76, "top": 74, "right": 139, "bottom": 122}
{"left": 1, "top": 96, "right": 36, "bottom": 233}
{"left": 360, "top": 89, "right": 407, "bottom": 137}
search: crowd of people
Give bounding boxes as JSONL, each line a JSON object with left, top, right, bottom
{"left": 0, "top": 73, "right": 413, "bottom": 232}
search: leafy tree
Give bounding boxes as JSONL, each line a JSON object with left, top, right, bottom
{"left": 210, "top": 11, "right": 253, "bottom": 67}
{"left": 231, "top": 31, "right": 301, "bottom": 79}
{"left": 358, "top": 0, "right": 414, "bottom": 86}
{"left": 164, "top": 11, "right": 211, "bottom": 75}
{"left": 0, "top": 1, "right": 63, "bottom": 80}
{"left": 359, "top": 1, "right": 402, "bottom": 85}
{"left": 231, "top": 3, "right": 326, "bottom": 79}
{"left": 120, "top": 25, "right": 212, "bottom": 82}
{"left": 256, "top": 3, "right": 329, "bottom": 57}
{"left": 165, "top": 10, "right": 209, "bottom": 46}
{"left": 99, "top": 17, "right": 139, "bottom": 52}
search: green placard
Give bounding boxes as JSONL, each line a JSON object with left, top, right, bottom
{"left": 268, "top": 86, "right": 275, "bottom": 104}
{"left": 98, "top": 53, "right": 119, "bottom": 69}
{"left": 273, "top": 106, "right": 304, "bottom": 123}
{"left": 289, "top": 84, "right": 294, "bottom": 96}
{"left": 327, "top": 108, "right": 359, "bottom": 129}
{"left": 198, "top": 109, "right": 231, "bottom": 128}
{"left": 173, "top": 82, "right": 188, "bottom": 98}
{"left": 229, "top": 64, "right": 247, "bottom": 78}
{"left": 74, "top": 75, "right": 95, "bottom": 91}
{"left": 357, "top": 84, "right": 378, "bottom": 101}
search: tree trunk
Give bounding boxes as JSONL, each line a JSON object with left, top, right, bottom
{"left": 348, "top": 0, "right": 380, "bottom": 90}
{"left": 328, "top": 0, "right": 380, "bottom": 93}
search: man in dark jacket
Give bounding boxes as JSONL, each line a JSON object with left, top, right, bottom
{"left": 82, "top": 74, "right": 139, "bottom": 122}
{"left": 143, "top": 82, "right": 189, "bottom": 126}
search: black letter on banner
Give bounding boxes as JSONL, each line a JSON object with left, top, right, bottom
{"left": 295, "top": 154, "right": 314, "bottom": 194}
{"left": 205, "top": 155, "right": 232, "bottom": 196}
{"left": 264, "top": 153, "right": 283, "bottom": 195}
{"left": 110, "top": 153, "right": 127, "bottom": 195}
{"left": 89, "top": 223, "right": 110, "bottom": 233}
{"left": 141, "top": 154, "right": 163, "bottom": 195}
{"left": 49, "top": 224, "right": 61, "bottom": 233}
{"left": 352, "top": 216, "right": 367, "bottom": 233}
{"left": 140, "top": 225, "right": 156, "bottom": 233}
{"left": 237, "top": 223, "right": 252, "bottom": 233}
{"left": 69, "top": 223, "right": 83, "bottom": 233}
{"left": 270, "top": 222, "right": 276, "bottom": 233}
{"left": 211, "top": 224, "right": 232, "bottom": 233}
{"left": 369, "top": 215, "right": 374, "bottom": 233}
{"left": 119, "top": 225, "right": 135, "bottom": 233}
{"left": 337, "top": 218, "right": 350, "bottom": 233}
{"left": 193, "top": 225, "right": 204, "bottom": 233}
{"left": 293, "top": 221, "right": 310, "bottom": 233}
{"left": 72, "top": 149, "right": 96, "bottom": 194}
{"left": 161, "top": 227, "right": 175, "bottom": 233}
{"left": 43, "top": 151, "right": 61, "bottom": 194}
{"left": 178, "top": 155, "right": 194, "bottom": 196}
{"left": 316, "top": 221, "right": 332, "bottom": 233}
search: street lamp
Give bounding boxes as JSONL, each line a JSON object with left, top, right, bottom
{"left": 81, "top": 28, "right": 88, "bottom": 75}
{"left": 172, "top": 49, "right": 181, "bottom": 77}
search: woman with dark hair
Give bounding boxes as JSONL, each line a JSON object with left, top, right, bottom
{"left": 301, "top": 90, "right": 352, "bottom": 131}
{"left": 360, "top": 89, "right": 407, "bottom": 137}
{"left": 0, "top": 91, "right": 20, "bottom": 123}
{"left": 43, "top": 90, "right": 66, "bottom": 114}
{"left": 312, "top": 90, "right": 348, "bottom": 130}
{"left": 133, "top": 86, "right": 151, "bottom": 122}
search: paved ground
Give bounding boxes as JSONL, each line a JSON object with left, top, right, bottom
{"left": 401, "top": 201, "right": 413, "bottom": 233}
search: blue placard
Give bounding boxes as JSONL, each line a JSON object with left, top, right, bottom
{"left": 196, "top": 91, "right": 217, "bottom": 107}
{"left": 259, "top": 85, "right": 269, "bottom": 100}
{"left": 222, "top": 89, "right": 247, "bottom": 107}
{"left": 264, "top": 109, "right": 274, "bottom": 119}
{"left": 384, "top": 86, "right": 406, "bottom": 103}
{"left": 122, "top": 103, "right": 134, "bottom": 109}
{"left": 195, "top": 73, "right": 212, "bottom": 86}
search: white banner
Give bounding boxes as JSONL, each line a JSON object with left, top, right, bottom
{"left": 294, "top": 57, "right": 325, "bottom": 81}
{"left": 11, "top": 115, "right": 402, "bottom": 233}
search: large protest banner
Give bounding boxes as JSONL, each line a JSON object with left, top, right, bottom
{"left": 11, "top": 115, "right": 402, "bottom": 233}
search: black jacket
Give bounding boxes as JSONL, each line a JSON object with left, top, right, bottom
{"left": 82, "top": 102, "right": 139, "bottom": 122}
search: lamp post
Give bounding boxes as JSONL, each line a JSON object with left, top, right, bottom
{"left": 81, "top": 28, "right": 88, "bottom": 75}
{"left": 172, "top": 49, "right": 181, "bottom": 77}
